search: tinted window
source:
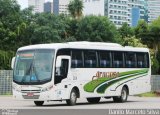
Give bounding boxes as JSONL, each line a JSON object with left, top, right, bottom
{"left": 84, "top": 51, "right": 97, "bottom": 68}
{"left": 99, "top": 51, "right": 111, "bottom": 68}
{"left": 57, "top": 49, "right": 70, "bottom": 56}
{"left": 125, "top": 52, "right": 136, "bottom": 68}
{"left": 113, "top": 52, "right": 124, "bottom": 68}
{"left": 71, "top": 50, "right": 83, "bottom": 68}
{"left": 137, "top": 53, "right": 149, "bottom": 68}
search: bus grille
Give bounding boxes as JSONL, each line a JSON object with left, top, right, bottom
{"left": 21, "top": 90, "right": 41, "bottom": 93}
{"left": 22, "top": 95, "right": 40, "bottom": 99}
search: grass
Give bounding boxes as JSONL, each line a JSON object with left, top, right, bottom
{"left": 0, "top": 93, "right": 12, "bottom": 96}
{"left": 136, "top": 92, "right": 160, "bottom": 97}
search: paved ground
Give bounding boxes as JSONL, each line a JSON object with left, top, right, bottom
{"left": 0, "top": 96, "right": 160, "bottom": 109}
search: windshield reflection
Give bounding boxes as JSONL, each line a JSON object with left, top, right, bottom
{"left": 13, "top": 49, "right": 54, "bottom": 85}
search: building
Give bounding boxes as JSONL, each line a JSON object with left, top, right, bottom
{"left": 53, "top": 0, "right": 70, "bottom": 15}
{"left": 59, "top": 0, "right": 70, "bottom": 14}
{"left": 28, "top": 0, "right": 45, "bottom": 13}
{"left": 148, "top": 0, "right": 160, "bottom": 23}
{"left": 83, "top": 0, "right": 146, "bottom": 27}
{"left": 83, "top": 0, "right": 104, "bottom": 16}
{"left": 128, "top": 0, "right": 145, "bottom": 27}
{"left": 53, "top": 0, "right": 59, "bottom": 15}
{"left": 44, "top": 2, "right": 53, "bottom": 13}
{"left": 105, "top": 0, "right": 128, "bottom": 27}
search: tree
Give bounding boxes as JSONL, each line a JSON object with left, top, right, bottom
{"left": 0, "top": 0, "right": 22, "bottom": 50}
{"left": 135, "top": 20, "right": 149, "bottom": 39}
{"left": 148, "top": 17, "right": 160, "bottom": 58}
{"left": 75, "top": 16, "right": 121, "bottom": 43}
{"left": 135, "top": 18, "right": 160, "bottom": 74}
{"left": 0, "top": 0, "right": 22, "bottom": 69}
{"left": 122, "top": 36, "right": 147, "bottom": 47}
{"left": 118, "top": 22, "right": 134, "bottom": 39}
{"left": 68, "top": 0, "right": 83, "bottom": 19}
{"left": 135, "top": 18, "right": 160, "bottom": 58}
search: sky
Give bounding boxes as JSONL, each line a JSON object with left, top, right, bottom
{"left": 17, "top": 0, "right": 52, "bottom": 9}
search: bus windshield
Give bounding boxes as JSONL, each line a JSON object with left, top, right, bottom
{"left": 13, "top": 49, "right": 55, "bottom": 85}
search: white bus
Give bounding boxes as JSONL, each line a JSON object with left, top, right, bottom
{"left": 11, "top": 42, "right": 151, "bottom": 106}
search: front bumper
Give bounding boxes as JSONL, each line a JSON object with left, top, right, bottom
{"left": 13, "top": 90, "right": 56, "bottom": 101}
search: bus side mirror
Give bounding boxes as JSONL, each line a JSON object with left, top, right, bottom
{"left": 56, "top": 56, "right": 71, "bottom": 68}
{"left": 56, "top": 56, "right": 62, "bottom": 68}
{"left": 11, "top": 57, "right": 15, "bottom": 69}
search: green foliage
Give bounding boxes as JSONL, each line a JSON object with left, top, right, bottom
{"left": 134, "top": 18, "right": 160, "bottom": 74}
{"left": 0, "top": 0, "right": 22, "bottom": 50}
{"left": 135, "top": 20, "right": 149, "bottom": 39}
{"left": 0, "top": 50, "right": 15, "bottom": 69}
{"left": 75, "top": 16, "right": 121, "bottom": 43}
{"left": 122, "top": 36, "right": 147, "bottom": 47}
{"left": 118, "top": 22, "right": 134, "bottom": 39}
{"left": 135, "top": 18, "right": 160, "bottom": 58}
{"left": 68, "top": 0, "right": 83, "bottom": 19}
{"left": 136, "top": 92, "right": 159, "bottom": 97}
{"left": 151, "top": 57, "right": 159, "bottom": 75}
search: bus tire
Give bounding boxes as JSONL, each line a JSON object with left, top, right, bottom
{"left": 87, "top": 97, "right": 101, "bottom": 103}
{"left": 34, "top": 101, "right": 44, "bottom": 106}
{"left": 66, "top": 89, "right": 77, "bottom": 106}
{"left": 113, "top": 87, "right": 128, "bottom": 103}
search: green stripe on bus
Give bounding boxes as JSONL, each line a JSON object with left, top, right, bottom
{"left": 96, "top": 69, "right": 148, "bottom": 94}
{"left": 83, "top": 69, "right": 148, "bottom": 93}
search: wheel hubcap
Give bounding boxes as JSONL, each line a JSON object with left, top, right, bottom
{"left": 122, "top": 90, "right": 127, "bottom": 100}
{"left": 71, "top": 92, "right": 76, "bottom": 102}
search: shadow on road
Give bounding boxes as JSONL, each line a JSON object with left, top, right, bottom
{"left": 38, "top": 100, "right": 139, "bottom": 107}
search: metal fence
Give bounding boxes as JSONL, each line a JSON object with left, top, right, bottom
{"left": 151, "top": 75, "right": 160, "bottom": 92}
{"left": 0, "top": 70, "right": 160, "bottom": 95}
{"left": 0, "top": 70, "right": 12, "bottom": 95}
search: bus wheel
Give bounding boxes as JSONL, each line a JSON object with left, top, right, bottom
{"left": 66, "top": 89, "right": 77, "bottom": 106}
{"left": 34, "top": 101, "right": 44, "bottom": 106}
{"left": 87, "top": 97, "right": 101, "bottom": 103}
{"left": 113, "top": 87, "right": 128, "bottom": 103}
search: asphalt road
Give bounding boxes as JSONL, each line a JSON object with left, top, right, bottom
{"left": 0, "top": 96, "right": 160, "bottom": 109}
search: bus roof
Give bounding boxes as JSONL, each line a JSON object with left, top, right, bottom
{"left": 18, "top": 41, "right": 149, "bottom": 52}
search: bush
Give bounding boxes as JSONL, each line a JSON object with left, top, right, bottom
{"left": 0, "top": 50, "right": 15, "bottom": 70}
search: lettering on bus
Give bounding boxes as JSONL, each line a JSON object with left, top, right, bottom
{"left": 92, "top": 71, "right": 120, "bottom": 81}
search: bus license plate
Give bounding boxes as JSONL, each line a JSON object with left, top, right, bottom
{"left": 27, "top": 92, "right": 34, "bottom": 97}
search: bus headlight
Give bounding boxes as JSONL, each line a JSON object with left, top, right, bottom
{"left": 41, "top": 85, "right": 53, "bottom": 92}
{"left": 12, "top": 84, "right": 21, "bottom": 92}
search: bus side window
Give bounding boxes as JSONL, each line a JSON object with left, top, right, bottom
{"left": 71, "top": 50, "right": 83, "bottom": 68}
{"left": 113, "top": 52, "right": 124, "bottom": 68}
{"left": 137, "top": 53, "right": 149, "bottom": 68}
{"left": 84, "top": 50, "right": 97, "bottom": 68}
{"left": 125, "top": 52, "right": 136, "bottom": 68}
{"left": 99, "top": 51, "right": 111, "bottom": 68}
{"left": 144, "top": 53, "right": 149, "bottom": 68}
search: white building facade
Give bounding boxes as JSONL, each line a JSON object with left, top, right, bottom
{"left": 83, "top": 0, "right": 146, "bottom": 27}
{"left": 28, "top": 0, "right": 45, "bottom": 13}
{"left": 148, "top": 0, "right": 160, "bottom": 23}
{"left": 83, "top": 0, "right": 104, "bottom": 16}
{"left": 59, "top": 0, "right": 70, "bottom": 14}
